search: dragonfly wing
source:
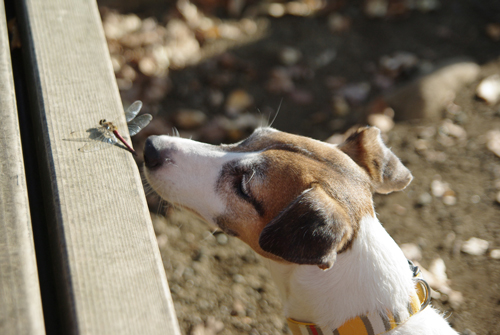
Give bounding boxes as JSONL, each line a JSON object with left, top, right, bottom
{"left": 125, "top": 100, "right": 143, "bottom": 122}
{"left": 78, "top": 128, "right": 117, "bottom": 152}
{"left": 128, "top": 113, "right": 153, "bottom": 136}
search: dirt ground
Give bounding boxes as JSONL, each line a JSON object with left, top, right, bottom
{"left": 98, "top": 1, "right": 500, "bottom": 334}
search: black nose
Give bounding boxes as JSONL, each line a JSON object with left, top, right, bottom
{"left": 144, "top": 136, "right": 165, "bottom": 169}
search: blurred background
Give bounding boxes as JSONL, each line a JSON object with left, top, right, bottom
{"left": 96, "top": 0, "right": 500, "bottom": 334}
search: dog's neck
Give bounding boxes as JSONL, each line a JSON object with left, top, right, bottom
{"left": 263, "top": 215, "right": 414, "bottom": 330}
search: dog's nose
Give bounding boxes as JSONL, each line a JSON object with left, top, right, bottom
{"left": 144, "top": 136, "right": 166, "bottom": 169}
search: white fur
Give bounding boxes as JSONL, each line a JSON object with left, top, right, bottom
{"left": 145, "top": 132, "right": 459, "bottom": 334}
{"left": 145, "top": 136, "right": 248, "bottom": 224}
{"left": 264, "top": 215, "right": 458, "bottom": 334}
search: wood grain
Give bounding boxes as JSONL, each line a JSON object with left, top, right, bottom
{"left": 16, "top": 0, "right": 180, "bottom": 333}
{"left": 0, "top": 2, "right": 45, "bottom": 334}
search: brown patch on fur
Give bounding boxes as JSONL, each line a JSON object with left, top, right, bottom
{"left": 339, "top": 127, "right": 413, "bottom": 194}
{"left": 214, "top": 129, "right": 376, "bottom": 267}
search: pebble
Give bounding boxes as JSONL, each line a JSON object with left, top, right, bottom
{"left": 216, "top": 233, "right": 229, "bottom": 245}
{"left": 233, "top": 274, "right": 245, "bottom": 283}
{"left": 225, "top": 89, "right": 254, "bottom": 116}
{"left": 417, "top": 192, "right": 432, "bottom": 206}
{"left": 429, "top": 258, "right": 447, "bottom": 283}
{"left": 486, "top": 23, "right": 500, "bottom": 41}
{"left": 174, "top": 109, "right": 207, "bottom": 129}
{"left": 490, "top": 249, "right": 500, "bottom": 259}
{"left": 341, "top": 82, "right": 371, "bottom": 105}
{"left": 470, "top": 195, "right": 481, "bottom": 204}
{"left": 439, "top": 119, "right": 466, "bottom": 140}
{"left": 461, "top": 237, "right": 490, "bottom": 256}
{"left": 476, "top": 74, "right": 500, "bottom": 105}
{"left": 156, "top": 234, "right": 168, "bottom": 249}
{"left": 328, "top": 13, "right": 351, "bottom": 33}
{"left": 331, "top": 96, "right": 350, "bottom": 116}
{"left": 325, "top": 133, "right": 344, "bottom": 145}
{"left": 379, "top": 52, "right": 419, "bottom": 78}
{"left": 279, "top": 47, "right": 302, "bottom": 66}
{"left": 392, "top": 204, "right": 407, "bottom": 216}
{"left": 266, "top": 67, "right": 295, "bottom": 93}
{"left": 486, "top": 130, "right": 500, "bottom": 158}
{"left": 400, "top": 243, "right": 422, "bottom": 261}
{"left": 431, "top": 179, "right": 449, "bottom": 197}
{"left": 367, "top": 113, "right": 394, "bottom": 133}
{"left": 386, "top": 61, "right": 480, "bottom": 120}
{"left": 364, "top": 0, "right": 388, "bottom": 18}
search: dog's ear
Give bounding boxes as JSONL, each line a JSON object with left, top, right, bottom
{"left": 258, "top": 186, "right": 352, "bottom": 270}
{"left": 338, "top": 126, "right": 412, "bottom": 194}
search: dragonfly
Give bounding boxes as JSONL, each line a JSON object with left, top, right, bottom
{"left": 74, "top": 101, "right": 152, "bottom": 156}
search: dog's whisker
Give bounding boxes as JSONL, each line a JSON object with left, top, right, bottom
{"left": 268, "top": 98, "right": 283, "bottom": 128}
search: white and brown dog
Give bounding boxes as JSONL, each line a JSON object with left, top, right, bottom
{"left": 144, "top": 126, "right": 458, "bottom": 335}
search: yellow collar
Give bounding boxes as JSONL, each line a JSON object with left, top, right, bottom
{"left": 287, "top": 262, "right": 431, "bottom": 335}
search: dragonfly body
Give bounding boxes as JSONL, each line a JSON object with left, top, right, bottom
{"left": 76, "top": 101, "right": 151, "bottom": 155}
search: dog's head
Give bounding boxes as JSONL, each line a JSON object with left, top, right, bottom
{"left": 144, "top": 127, "right": 412, "bottom": 270}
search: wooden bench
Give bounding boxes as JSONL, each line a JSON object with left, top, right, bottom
{"left": 1, "top": 0, "right": 180, "bottom": 334}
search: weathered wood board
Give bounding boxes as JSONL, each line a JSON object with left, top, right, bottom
{"left": 15, "top": 0, "right": 180, "bottom": 333}
{"left": 0, "top": 2, "right": 46, "bottom": 334}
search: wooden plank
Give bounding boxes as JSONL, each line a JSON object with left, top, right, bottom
{"left": 15, "top": 0, "right": 180, "bottom": 334}
{"left": 0, "top": 2, "right": 46, "bottom": 334}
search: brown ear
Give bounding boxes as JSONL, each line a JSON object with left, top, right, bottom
{"left": 338, "top": 126, "right": 412, "bottom": 194}
{"left": 258, "top": 186, "right": 352, "bottom": 270}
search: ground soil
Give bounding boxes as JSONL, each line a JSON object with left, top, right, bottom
{"left": 99, "top": 1, "right": 500, "bottom": 333}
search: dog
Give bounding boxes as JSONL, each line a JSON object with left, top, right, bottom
{"left": 144, "top": 126, "right": 458, "bottom": 335}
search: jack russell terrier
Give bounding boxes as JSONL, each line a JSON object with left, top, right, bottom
{"left": 144, "top": 126, "right": 458, "bottom": 335}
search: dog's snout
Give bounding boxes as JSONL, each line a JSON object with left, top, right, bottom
{"left": 144, "top": 136, "right": 168, "bottom": 169}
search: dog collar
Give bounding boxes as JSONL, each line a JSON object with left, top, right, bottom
{"left": 286, "top": 261, "right": 431, "bottom": 335}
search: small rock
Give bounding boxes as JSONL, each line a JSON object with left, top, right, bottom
{"left": 328, "top": 13, "right": 351, "bottom": 33}
{"left": 331, "top": 96, "right": 350, "bottom": 116}
{"left": 174, "top": 109, "right": 207, "bottom": 129}
{"left": 490, "top": 249, "right": 500, "bottom": 259}
{"left": 418, "top": 192, "right": 432, "bottom": 206}
{"left": 232, "top": 299, "right": 246, "bottom": 316}
{"left": 266, "top": 68, "right": 294, "bottom": 93}
{"left": 387, "top": 60, "right": 480, "bottom": 120}
{"left": 470, "top": 195, "right": 480, "bottom": 204}
{"left": 442, "top": 193, "right": 457, "bottom": 206}
{"left": 191, "top": 317, "right": 224, "bottom": 335}
{"left": 415, "top": 0, "right": 440, "bottom": 12}
{"left": 476, "top": 74, "right": 500, "bottom": 105}
{"left": 216, "top": 233, "right": 229, "bottom": 245}
{"left": 414, "top": 139, "right": 429, "bottom": 152}
{"left": 379, "top": 52, "right": 419, "bottom": 78}
{"left": 400, "top": 243, "right": 422, "bottom": 261}
{"left": 364, "top": 0, "right": 388, "bottom": 18}
{"left": 461, "top": 237, "right": 490, "bottom": 256}
{"left": 431, "top": 179, "right": 449, "bottom": 197}
{"left": 448, "top": 290, "right": 464, "bottom": 309}
{"left": 367, "top": 113, "right": 394, "bottom": 133}
{"left": 156, "top": 234, "right": 168, "bottom": 249}
{"left": 138, "top": 56, "right": 157, "bottom": 76}
{"left": 392, "top": 204, "right": 407, "bottom": 216}
{"left": 486, "top": 23, "right": 500, "bottom": 41}
{"left": 439, "top": 119, "right": 466, "bottom": 140}
{"left": 341, "top": 82, "right": 371, "bottom": 105}
{"left": 289, "top": 89, "right": 314, "bottom": 105}
{"left": 279, "top": 47, "right": 302, "bottom": 66}
{"left": 325, "top": 133, "right": 344, "bottom": 145}
{"left": 225, "top": 89, "right": 254, "bottom": 116}
{"left": 429, "top": 258, "right": 448, "bottom": 284}
{"left": 486, "top": 130, "right": 500, "bottom": 158}
{"left": 233, "top": 274, "right": 245, "bottom": 283}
